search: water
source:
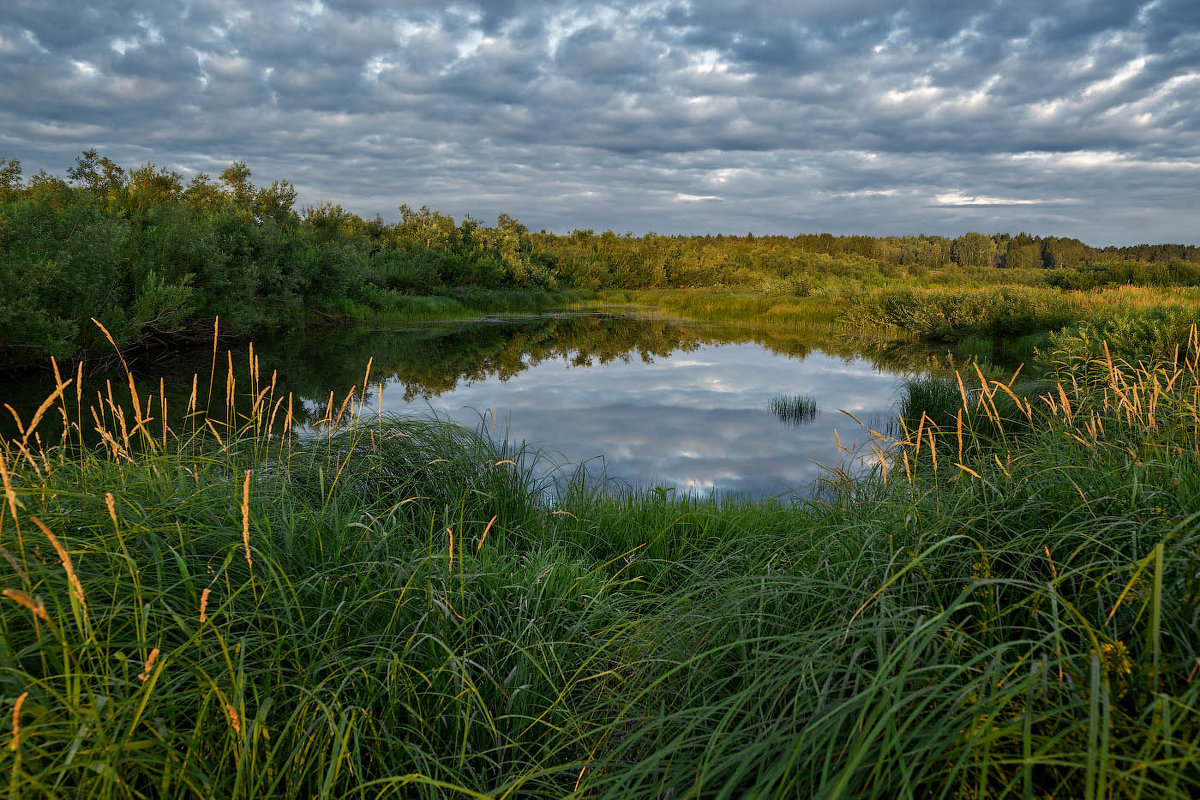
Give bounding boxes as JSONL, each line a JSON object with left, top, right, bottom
{"left": 278, "top": 312, "right": 918, "bottom": 499}
{"left": 2, "top": 312, "right": 926, "bottom": 500}
{"left": 407, "top": 340, "right": 902, "bottom": 498}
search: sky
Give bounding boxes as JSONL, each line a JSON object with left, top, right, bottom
{"left": 1, "top": 0, "right": 1197, "bottom": 245}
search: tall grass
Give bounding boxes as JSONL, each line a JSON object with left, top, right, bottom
{"left": 2, "top": 322, "right": 1198, "bottom": 797}
{"left": 768, "top": 393, "right": 819, "bottom": 425}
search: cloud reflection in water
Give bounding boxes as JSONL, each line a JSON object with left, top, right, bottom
{"left": 379, "top": 341, "right": 905, "bottom": 499}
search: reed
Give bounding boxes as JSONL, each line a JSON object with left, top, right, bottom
{"left": 768, "top": 392, "right": 819, "bottom": 425}
{"left": 1, "top": 321, "right": 1197, "bottom": 797}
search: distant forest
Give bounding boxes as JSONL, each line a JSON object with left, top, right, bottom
{"left": 2, "top": 152, "right": 1198, "bottom": 369}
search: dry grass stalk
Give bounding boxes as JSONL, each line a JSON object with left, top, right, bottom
{"left": 263, "top": 370, "right": 278, "bottom": 434}
{"left": 955, "top": 462, "right": 982, "bottom": 479}
{"left": 90, "top": 318, "right": 143, "bottom": 429}
{"left": 267, "top": 394, "right": 287, "bottom": 439}
{"left": 225, "top": 351, "right": 235, "bottom": 427}
{"left": 199, "top": 587, "right": 211, "bottom": 623}
{"left": 321, "top": 390, "right": 335, "bottom": 427}
{"left": 956, "top": 409, "right": 964, "bottom": 463}
{"left": 3, "top": 405, "right": 25, "bottom": 440}
{"left": 30, "top": 517, "right": 85, "bottom": 613}
{"left": 334, "top": 386, "right": 356, "bottom": 428}
{"left": 0, "top": 546, "right": 24, "bottom": 581}
{"left": 90, "top": 406, "right": 132, "bottom": 462}
{"left": 204, "top": 419, "right": 226, "bottom": 450}
{"left": 478, "top": 516, "right": 498, "bottom": 551}
{"left": 9, "top": 691, "right": 28, "bottom": 752}
{"left": 242, "top": 470, "right": 253, "bottom": 572}
{"left": 19, "top": 378, "right": 70, "bottom": 450}
{"left": 187, "top": 374, "right": 198, "bottom": 423}
{"left": 160, "top": 377, "right": 168, "bottom": 448}
{"left": 0, "top": 450, "right": 20, "bottom": 535}
{"left": 993, "top": 380, "right": 1031, "bottom": 422}
{"left": 993, "top": 454, "right": 1010, "bottom": 479}
{"left": 139, "top": 647, "right": 160, "bottom": 682}
{"left": 3, "top": 589, "right": 49, "bottom": 622}
{"left": 113, "top": 402, "right": 131, "bottom": 454}
{"left": 360, "top": 357, "right": 373, "bottom": 415}
{"left": 105, "top": 492, "right": 118, "bottom": 528}
{"left": 252, "top": 386, "right": 271, "bottom": 435}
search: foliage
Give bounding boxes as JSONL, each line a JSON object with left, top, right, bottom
{"left": 0, "top": 155, "right": 561, "bottom": 370}
{"left": 2, "top": 328, "right": 1199, "bottom": 797}
{"left": 2, "top": 150, "right": 1198, "bottom": 373}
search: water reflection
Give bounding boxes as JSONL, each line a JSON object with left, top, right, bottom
{"left": 2, "top": 313, "right": 921, "bottom": 499}
{"left": 398, "top": 338, "right": 903, "bottom": 499}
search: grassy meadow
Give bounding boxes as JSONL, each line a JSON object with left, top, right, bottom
{"left": 2, "top": 312, "right": 1199, "bottom": 798}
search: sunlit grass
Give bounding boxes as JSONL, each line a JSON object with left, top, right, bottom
{"left": 1, "top": 320, "right": 1198, "bottom": 797}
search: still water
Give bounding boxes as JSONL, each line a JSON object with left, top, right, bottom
{"left": 280, "top": 312, "right": 915, "bottom": 499}
{"left": 387, "top": 339, "right": 899, "bottom": 498}
{"left": 4, "top": 312, "right": 923, "bottom": 500}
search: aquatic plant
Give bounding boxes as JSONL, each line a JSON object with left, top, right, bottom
{"left": 768, "top": 392, "right": 819, "bottom": 425}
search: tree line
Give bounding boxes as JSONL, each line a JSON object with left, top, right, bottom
{"left": 1, "top": 152, "right": 1197, "bottom": 369}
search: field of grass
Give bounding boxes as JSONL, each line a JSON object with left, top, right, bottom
{"left": 581, "top": 285, "right": 1200, "bottom": 368}
{"left": 2, "top": 321, "right": 1199, "bottom": 797}
{"left": 569, "top": 288, "right": 839, "bottom": 327}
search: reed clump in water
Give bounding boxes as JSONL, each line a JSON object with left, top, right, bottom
{"left": 768, "top": 392, "right": 819, "bottom": 426}
{"left": 1, "top": 321, "right": 1198, "bottom": 797}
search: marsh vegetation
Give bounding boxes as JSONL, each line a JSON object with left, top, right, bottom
{"left": 2, "top": 319, "right": 1198, "bottom": 797}
{"left": 767, "top": 392, "right": 819, "bottom": 426}
{"left": 4, "top": 152, "right": 1200, "bottom": 371}
{"left": 2, "top": 152, "right": 1200, "bottom": 797}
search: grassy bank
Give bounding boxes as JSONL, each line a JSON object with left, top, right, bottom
{"left": 363, "top": 286, "right": 584, "bottom": 322}
{"left": 579, "top": 285, "right": 1200, "bottom": 379}
{"left": 2, "top": 326, "right": 1198, "bottom": 797}
{"left": 571, "top": 288, "right": 840, "bottom": 328}
{"left": 844, "top": 285, "right": 1200, "bottom": 362}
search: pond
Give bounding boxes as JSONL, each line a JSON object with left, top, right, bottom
{"left": 3, "top": 312, "right": 932, "bottom": 500}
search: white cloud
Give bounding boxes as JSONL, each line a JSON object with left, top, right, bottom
{"left": 0, "top": 0, "right": 1195, "bottom": 244}
{"left": 934, "top": 191, "right": 1072, "bottom": 206}
{"left": 1081, "top": 56, "right": 1147, "bottom": 99}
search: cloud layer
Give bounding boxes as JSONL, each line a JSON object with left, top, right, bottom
{"left": 2, "top": 0, "right": 1197, "bottom": 243}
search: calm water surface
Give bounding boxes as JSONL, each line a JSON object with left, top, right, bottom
{"left": 282, "top": 312, "right": 917, "bottom": 499}
{"left": 391, "top": 339, "right": 901, "bottom": 498}
{"left": 5, "top": 313, "right": 923, "bottom": 499}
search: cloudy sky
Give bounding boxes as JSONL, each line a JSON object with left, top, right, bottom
{"left": 1, "top": 0, "right": 1197, "bottom": 244}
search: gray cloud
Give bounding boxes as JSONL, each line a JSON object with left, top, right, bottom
{"left": 1, "top": 0, "right": 1197, "bottom": 244}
